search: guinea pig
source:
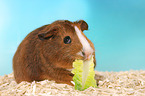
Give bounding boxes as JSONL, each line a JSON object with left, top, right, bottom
{"left": 13, "top": 20, "right": 96, "bottom": 86}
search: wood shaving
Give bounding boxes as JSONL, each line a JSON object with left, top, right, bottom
{"left": 0, "top": 70, "right": 145, "bottom": 96}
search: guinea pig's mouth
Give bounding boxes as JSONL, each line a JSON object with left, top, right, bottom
{"left": 84, "top": 54, "right": 92, "bottom": 61}
{"left": 77, "top": 51, "right": 93, "bottom": 61}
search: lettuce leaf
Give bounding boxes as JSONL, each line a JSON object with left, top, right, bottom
{"left": 71, "top": 56, "right": 97, "bottom": 91}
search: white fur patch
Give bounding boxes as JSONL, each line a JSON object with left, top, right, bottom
{"left": 66, "top": 68, "right": 74, "bottom": 72}
{"left": 71, "top": 81, "right": 75, "bottom": 85}
{"left": 74, "top": 26, "right": 93, "bottom": 56}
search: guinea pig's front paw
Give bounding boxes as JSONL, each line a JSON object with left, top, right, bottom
{"left": 65, "top": 74, "right": 74, "bottom": 86}
{"left": 53, "top": 69, "right": 74, "bottom": 86}
{"left": 62, "top": 76, "right": 74, "bottom": 86}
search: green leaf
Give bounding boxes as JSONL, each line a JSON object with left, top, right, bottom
{"left": 71, "top": 56, "right": 97, "bottom": 91}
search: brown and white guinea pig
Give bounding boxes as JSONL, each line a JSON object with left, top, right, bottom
{"left": 13, "top": 20, "right": 96, "bottom": 86}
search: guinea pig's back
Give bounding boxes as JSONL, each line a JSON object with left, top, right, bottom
{"left": 13, "top": 25, "right": 48, "bottom": 83}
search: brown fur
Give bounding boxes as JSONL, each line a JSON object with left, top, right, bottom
{"left": 13, "top": 20, "right": 96, "bottom": 86}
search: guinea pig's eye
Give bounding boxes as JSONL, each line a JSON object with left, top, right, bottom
{"left": 64, "top": 36, "right": 71, "bottom": 44}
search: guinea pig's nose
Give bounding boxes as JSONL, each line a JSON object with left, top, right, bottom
{"left": 82, "top": 51, "right": 92, "bottom": 60}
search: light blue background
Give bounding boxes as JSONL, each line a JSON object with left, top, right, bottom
{"left": 0, "top": 0, "right": 145, "bottom": 76}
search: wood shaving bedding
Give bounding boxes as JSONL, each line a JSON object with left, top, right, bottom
{"left": 0, "top": 70, "right": 145, "bottom": 96}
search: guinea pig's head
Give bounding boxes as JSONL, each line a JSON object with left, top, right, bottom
{"left": 38, "top": 20, "right": 95, "bottom": 69}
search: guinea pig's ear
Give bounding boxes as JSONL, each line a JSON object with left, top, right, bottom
{"left": 38, "top": 27, "right": 58, "bottom": 40}
{"left": 76, "top": 20, "right": 88, "bottom": 31}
